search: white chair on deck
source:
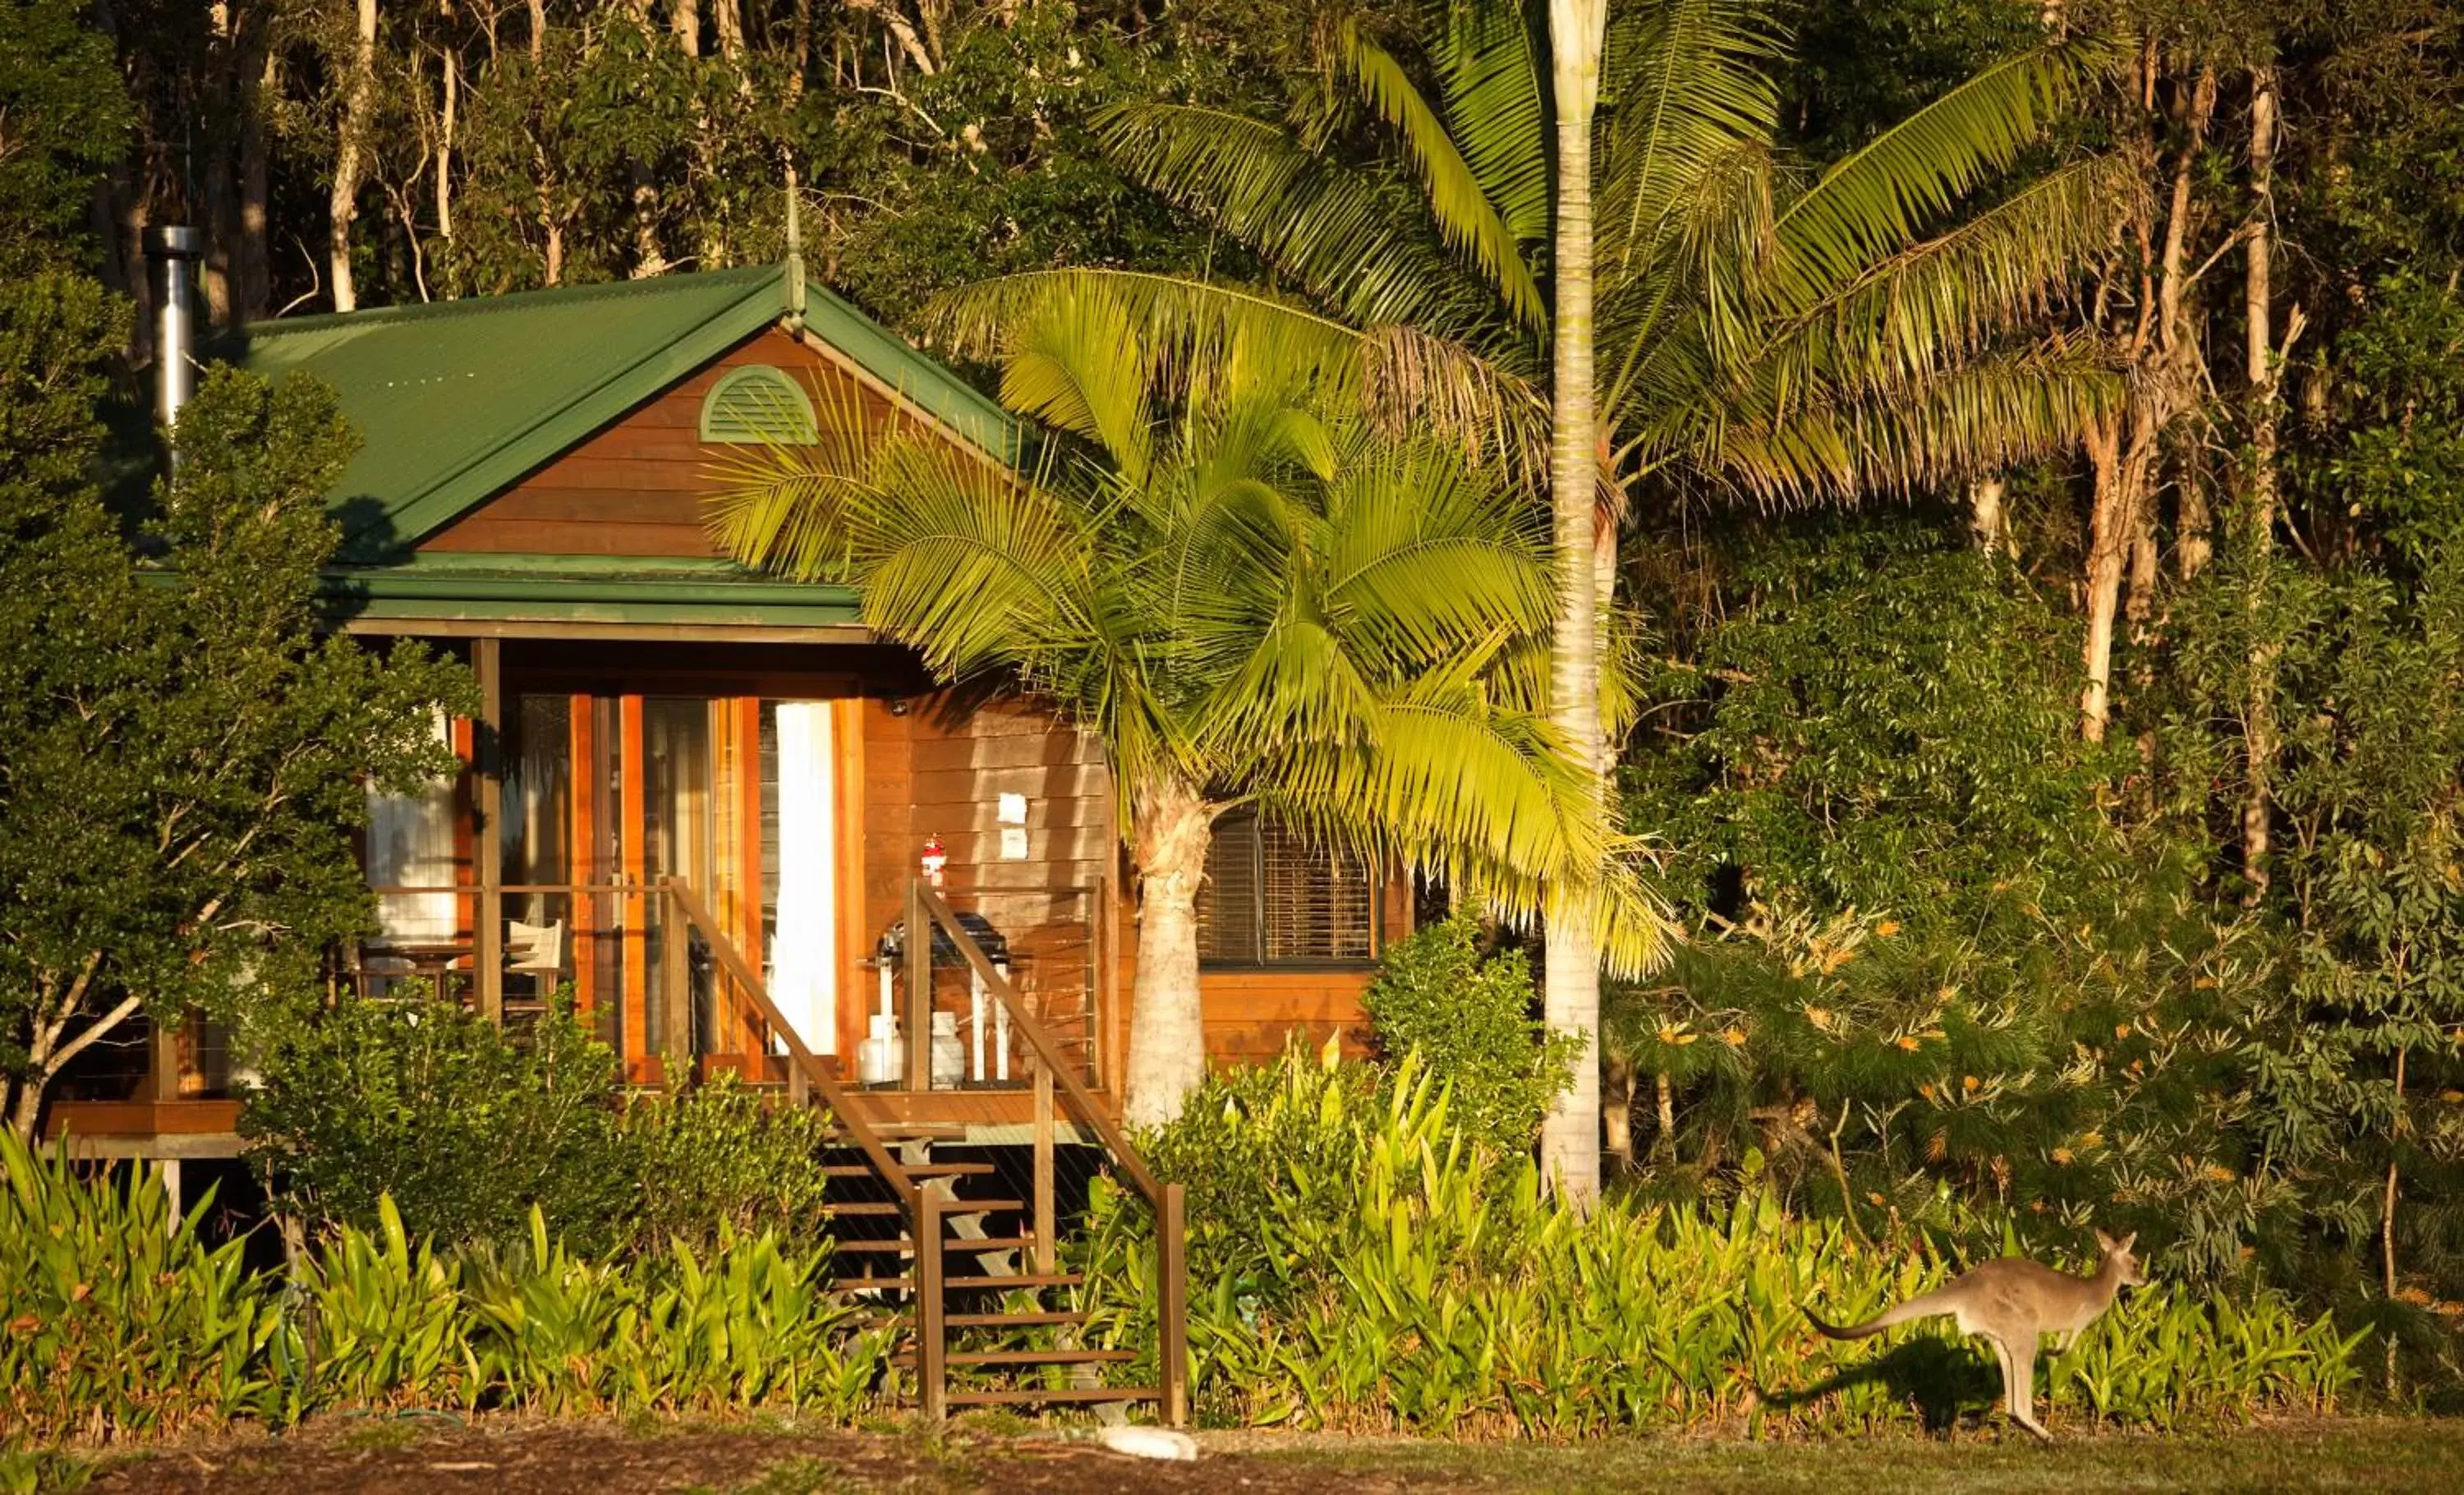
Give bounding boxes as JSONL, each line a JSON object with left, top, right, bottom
{"left": 505, "top": 918, "right": 567, "bottom": 1005}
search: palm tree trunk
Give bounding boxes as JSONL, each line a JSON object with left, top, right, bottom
{"left": 1541, "top": 0, "right": 1608, "bottom": 1208}
{"left": 1123, "top": 779, "right": 1214, "bottom": 1128}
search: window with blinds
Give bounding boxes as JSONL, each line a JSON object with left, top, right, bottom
{"left": 1196, "top": 812, "right": 1379, "bottom": 966}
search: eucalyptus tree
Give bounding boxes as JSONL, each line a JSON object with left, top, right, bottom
{"left": 709, "top": 288, "right": 1654, "bottom": 1125}
{"left": 940, "top": 0, "right": 2126, "bottom": 1197}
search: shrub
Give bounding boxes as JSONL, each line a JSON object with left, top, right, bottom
{"left": 241, "top": 991, "right": 634, "bottom": 1255}
{"left": 616, "top": 1073, "right": 834, "bottom": 1259}
{"left": 243, "top": 997, "right": 836, "bottom": 1262}
{"left": 1079, "top": 1042, "right": 2365, "bottom": 1436}
{"left": 1362, "top": 915, "right": 1578, "bottom": 1157}
{"left": 0, "top": 1136, "right": 278, "bottom": 1444}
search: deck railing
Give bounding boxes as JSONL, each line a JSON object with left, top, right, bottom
{"left": 899, "top": 881, "right": 1186, "bottom": 1424}
{"left": 351, "top": 874, "right": 1180, "bottom": 1421}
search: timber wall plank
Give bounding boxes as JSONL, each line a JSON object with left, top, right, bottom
{"left": 423, "top": 329, "right": 890, "bottom": 558}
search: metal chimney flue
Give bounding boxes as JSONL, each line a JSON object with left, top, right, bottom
{"left": 144, "top": 225, "right": 205, "bottom": 445}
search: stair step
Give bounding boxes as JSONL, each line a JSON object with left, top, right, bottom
{"left": 945, "top": 1310, "right": 1089, "bottom": 1328}
{"left": 828, "top": 1198, "right": 1023, "bottom": 1218}
{"left": 947, "top": 1349, "right": 1137, "bottom": 1367}
{"left": 835, "top": 1272, "right": 1079, "bottom": 1295}
{"left": 943, "top": 1387, "right": 1160, "bottom": 1407}
{"left": 823, "top": 1162, "right": 995, "bottom": 1178}
{"left": 834, "top": 1235, "right": 1037, "bottom": 1255}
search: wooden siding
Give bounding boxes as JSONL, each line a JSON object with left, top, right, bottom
{"left": 423, "top": 328, "right": 886, "bottom": 559}
{"left": 856, "top": 692, "right": 1116, "bottom": 1072}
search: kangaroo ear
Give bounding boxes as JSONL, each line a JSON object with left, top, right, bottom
{"left": 2094, "top": 1229, "right": 2117, "bottom": 1251}
{"left": 2118, "top": 1231, "right": 2137, "bottom": 1252}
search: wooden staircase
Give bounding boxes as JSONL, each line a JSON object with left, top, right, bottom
{"left": 665, "top": 878, "right": 1188, "bottom": 1423}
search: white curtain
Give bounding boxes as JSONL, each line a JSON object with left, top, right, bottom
{"left": 365, "top": 710, "right": 459, "bottom": 941}
{"left": 770, "top": 702, "right": 838, "bottom": 1054}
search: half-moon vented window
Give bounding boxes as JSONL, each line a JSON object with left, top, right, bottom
{"left": 699, "top": 365, "right": 818, "bottom": 445}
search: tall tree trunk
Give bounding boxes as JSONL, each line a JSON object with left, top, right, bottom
{"left": 529, "top": 0, "right": 562, "bottom": 285}
{"left": 240, "top": 38, "right": 274, "bottom": 320}
{"left": 329, "top": 0, "right": 380, "bottom": 311}
{"left": 2241, "top": 63, "right": 2282, "bottom": 901}
{"left": 1540, "top": 0, "right": 1608, "bottom": 1208}
{"left": 1122, "top": 780, "right": 1213, "bottom": 1128}
{"left": 2082, "top": 60, "right": 2213, "bottom": 743}
{"left": 2177, "top": 458, "right": 2213, "bottom": 580}
{"left": 204, "top": 5, "right": 241, "bottom": 325}
{"left": 1970, "top": 476, "right": 2008, "bottom": 554}
{"left": 437, "top": 44, "right": 457, "bottom": 248}
{"left": 2080, "top": 416, "right": 2134, "bottom": 743}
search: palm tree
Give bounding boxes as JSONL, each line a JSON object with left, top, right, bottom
{"left": 1542, "top": 0, "right": 1612, "bottom": 1204}
{"left": 708, "top": 289, "right": 1656, "bottom": 1126}
{"left": 936, "top": 0, "right": 2126, "bottom": 1198}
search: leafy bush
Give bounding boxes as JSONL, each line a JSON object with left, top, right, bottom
{"left": 241, "top": 993, "right": 634, "bottom": 1254}
{"left": 616, "top": 1072, "right": 834, "bottom": 1259}
{"left": 1078, "top": 1042, "right": 2364, "bottom": 1435}
{"left": 0, "top": 1133, "right": 891, "bottom": 1446}
{"left": 1361, "top": 914, "right": 1578, "bottom": 1157}
{"left": 243, "top": 996, "right": 834, "bottom": 1261}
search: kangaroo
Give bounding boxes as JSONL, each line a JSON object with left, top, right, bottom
{"left": 1804, "top": 1230, "right": 2146, "bottom": 1441}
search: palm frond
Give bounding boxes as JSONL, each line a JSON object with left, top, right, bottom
{"left": 1345, "top": 21, "right": 1547, "bottom": 329}
{"left": 1756, "top": 153, "right": 2140, "bottom": 393}
{"left": 1000, "top": 288, "right": 1159, "bottom": 485}
{"left": 1632, "top": 338, "right": 2122, "bottom": 504}
{"left": 1433, "top": 0, "right": 1552, "bottom": 242}
{"left": 1096, "top": 101, "right": 1502, "bottom": 337}
{"left": 1773, "top": 34, "right": 2117, "bottom": 293}
{"left": 1596, "top": 0, "right": 1783, "bottom": 292}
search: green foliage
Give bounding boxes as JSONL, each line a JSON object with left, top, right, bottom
{"left": 244, "top": 996, "right": 837, "bottom": 1263}
{"left": 1362, "top": 914, "right": 1576, "bottom": 1156}
{"left": 615, "top": 1072, "right": 835, "bottom": 1260}
{"left": 0, "top": 350, "right": 469, "bottom": 1137}
{"left": 243, "top": 995, "right": 635, "bottom": 1256}
{"left": 0, "top": 0, "right": 131, "bottom": 271}
{"left": 1629, "top": 518, "right": 2125, "bottom": 924}
{"left": 0, "top": 1132, "right": 889, "bottom": 1447}
{"left": 1081, "top": 1043, "right": 2361, "bottom": 1434}
{"left": 0, "top": 1136, "right": 280, "bottom": 1443}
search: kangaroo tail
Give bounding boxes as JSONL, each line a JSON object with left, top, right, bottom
{"left": 1804, "top": 1290, "right": 1952, "bottom": 1341}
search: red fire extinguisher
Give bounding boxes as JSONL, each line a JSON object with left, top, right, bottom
{"left": 921, "top": 832, "right": 948, "bottom": 889}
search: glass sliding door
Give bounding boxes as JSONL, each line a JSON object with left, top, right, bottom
{"left": 495, "top": 686, "right": 846, "bottom": 1077}
{"left": 642, "top": 697, "right": 713, "bottom": 1057}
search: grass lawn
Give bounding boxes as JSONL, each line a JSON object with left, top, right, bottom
{"left": 1227, "top": 1419, "right": 2464, "bottom": 1493}
{"left": 53, "top": 1416, "right": 2464, "bottom": 1494}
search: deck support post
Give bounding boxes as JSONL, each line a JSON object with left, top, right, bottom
{"left": 1161, "top": 1182, "right": 1188, "bottom": 1428}
{"left": 1032, "top": 1056, "right": 1057, "bottom": 1276}
{"left": 905, "top": 879, "right": 931, "bottom": 1091}
{"left": 473, "top": 637, "right": 503, "bottom": 1024}
{"left": 915, "top": 1184, "right": 946, "bottom": 1419}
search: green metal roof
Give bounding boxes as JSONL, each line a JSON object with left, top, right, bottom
{"left": 218, "top": 263, "right": 1016, "bottom": 562}
{"left": 321, "top": 552, "right": 865, "bottom": 631}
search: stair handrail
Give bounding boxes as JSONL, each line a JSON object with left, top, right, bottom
{"left": 910, "top": 880, "right": 1188, "bottom": 1424}
{"left": 911, "top": 882, "right": 1161, "bottom": 1203}
{"left": 664, "top": 877, "right": 918, "bottom": 1199}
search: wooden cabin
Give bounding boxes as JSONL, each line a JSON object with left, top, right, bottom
{"left": 45, "top": 260, "right": 1405, "bottom": 1166}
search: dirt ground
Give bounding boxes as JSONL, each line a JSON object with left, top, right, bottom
{"left": 69, "top": 1419, "right": 1395, "bottom": 1495}
{"left": 57, "top": 1414, "right": 2464, "bottom": 1495}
